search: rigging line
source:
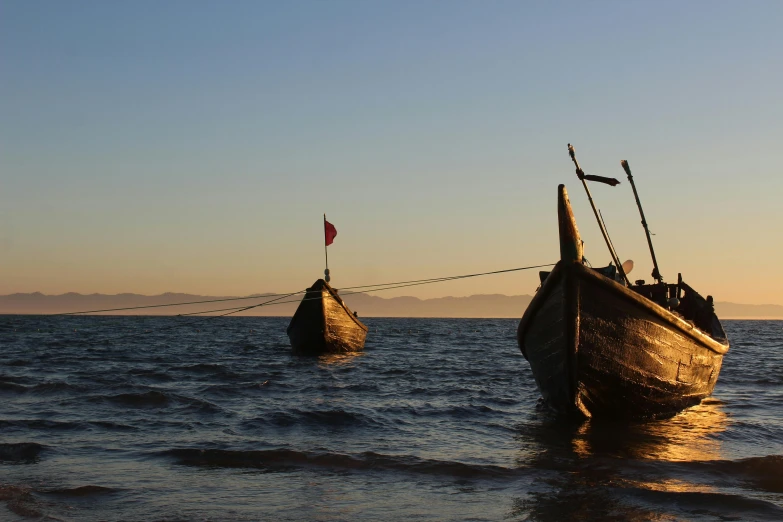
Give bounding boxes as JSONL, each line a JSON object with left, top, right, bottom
{"left": 21, "top": 262, "right": 556, "bottom": 337}
{"left": 337, "top": 263, "right": 556, "bottom": 291}
{"left": 100, "top": 291, "right": 304, "bottom": 342}
{"left": 53, "top": 291, "right": 306, "bottom": 316}
{"left": 599, "top": 209, "right": 623, "bottom": 273}
{"left": 174, "top": 262, "right": 558, "bottom": 317}
{"left": 49, "top": 262, "right": 556, "bottom": 318}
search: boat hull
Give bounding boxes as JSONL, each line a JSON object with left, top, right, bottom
{"left": 287, "top": 279, "right": 368, "bottom": 356}
{"left": 518, "top": 261, "right": 728, "bottom": 419}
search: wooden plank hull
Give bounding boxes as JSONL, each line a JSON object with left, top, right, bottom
{"left": 287, "top": 279, "right": 368, "bottom": 356}
{"left": 518, "top": 260, "right": 728, "bottom": 419}
{"left": 517, "top": 184, "right": 729, "bottom": 420}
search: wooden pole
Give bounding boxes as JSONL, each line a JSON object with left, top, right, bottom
{"left": 324, "top": 214, "right": 330, "bottom": 282}
{"left": 567, "top": 144, "right": 630, "bottom": 286}
{"left": 621, "top": 160, "right": 663, "bottom": 283}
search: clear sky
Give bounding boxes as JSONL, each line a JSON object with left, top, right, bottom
{"left": 1, "top": 0, "right": 782, "bottom": 304}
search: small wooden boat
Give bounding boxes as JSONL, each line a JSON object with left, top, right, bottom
{"left": 517, "top": 185, "right": 729, "bottom": 419}
{"left": 287, "top": 279, "right": 368, "bottom": 356}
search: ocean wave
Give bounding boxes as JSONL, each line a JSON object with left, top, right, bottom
{"left": 0, "top": 442, "right": 45, "bottom": 462}
{"left": 626, "top": 455, "right": 783, "bottom": 495}
{"left": 127, "top": 368, "right": 175, "bottom": 382}
{"left": 0, "top": 374, "right": 34, "bottom": 384}
{"left": 379, "top": 368, "right": 409, "bottom": 375}
{"left": 722, "top": 374, "right": 783, "bottom": 386}
{"left": 159, "top": 448, "right": 518, "bottom": 478}
{"left": 699, "top": 455, "right": 783, "bottom": 493}
{"left": 30, "top": 381, "right": 89, "bottom": 394}
{"left": 334, "top": 382, "right": 381, "bottom": 392}
{"left": 623, "top": 487, "right": 783, "bottom": 520}
{"left": 0, "top": 419, "right": 83, "bottom": 431}
{"left": 377, "top": 403, "right": 503, "bottom": 418}
{"left": 0, "top": 418, "right": 137, "bottom": 432}
{"left": 444, "top": 404, "right": 499, "bottom": 416}
{"left": 42, "top": 339, "right": 69, "bottom": 349}
{"left": 0, "top": 377, "right": 89, "bottom": 395}
{"left": 0, "top": 381, "right": 27, "bottom": 393}
{"left": 0, "top": 485, "right": 44, "bottom": 519}
{"left": 44, "top": 485, "right": 118, "bottom": 497}
{"left": 251, "top": 408, "right": 384, "bottom": 429}
{"left": 753, "top": 377, "right": 783, "bottom": 385}
{"left": 94, "top": 390, "right": 222, "bottom": 413}
{"left": 104, "top": 390, "right": 171, "bottom": 407}
{"left": 201, "top": 381, "right": 272, "bottom": 395}
{"left": 90, "top": 420, "right": 138, "bottom": 431}
{"left": 173, "top": 363, "right": 244, "bottom": 380}
{"left": 2, "top": 359, "right": 30, "bottom": 366}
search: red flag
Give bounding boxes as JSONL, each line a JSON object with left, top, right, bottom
{"left": 324, "top": 219, "right": 337, "bottom": 246}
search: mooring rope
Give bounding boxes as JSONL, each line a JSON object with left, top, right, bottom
{"left": 339, "top": 264, "right": 555, "bottom": 291}
{"left": 54, "top": 263, "right": 555, "bottom": 316}
{"left": 53, "top": 292, "right": 305, "bottom": 316}
{"left": 12, "top": 262, "right": 554, "bottom": 341}
{"left": 94, "top": 290, "right": 305, "bottom": 342}
{"left": 175, "top": 262, "right": 556, "bottom": 317}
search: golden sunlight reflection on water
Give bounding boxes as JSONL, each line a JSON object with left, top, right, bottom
{"left": 317, "top": 352, "right": 365, "bottom": 367}
{"left": 571, "top": 398, "right": 729, "bottom": 462}
{"left": 514, "top": 399, "right": 733, "bottom": 519}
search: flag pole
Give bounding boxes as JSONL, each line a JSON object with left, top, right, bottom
{"left": 323, "top": 213, "right": 330, "bottom": 282}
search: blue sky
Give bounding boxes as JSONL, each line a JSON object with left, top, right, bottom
{"left": 2, "top": 1, "right": 782, "bottom": 303}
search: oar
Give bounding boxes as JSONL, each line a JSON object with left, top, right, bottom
{"left": 621, "top": 160, "right": 663, "bottom": 284}
{"left": 568, "top": 144, "right": 630, "bottom": 286}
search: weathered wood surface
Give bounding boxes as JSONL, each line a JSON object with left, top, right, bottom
{"left": 287, "top": 279, "right": 367, "bottom": 356}
{"left": 519, "top": 265, "right": 572, "bottom": 410}
{"left": 519, "top": 261, "right": 728, "bottom": 419}
{"left": 557, "top": 184, "right": 583, "bottom": 264}
{"left": 322, "top": 285, "right": 367, "bottom": 352}
{"left": 517, "top": 185, "right": 729, "bottom": 419}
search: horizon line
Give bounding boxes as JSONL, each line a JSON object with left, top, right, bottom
{"left": 2, "top": 291, "right": 783, "bottom": 308}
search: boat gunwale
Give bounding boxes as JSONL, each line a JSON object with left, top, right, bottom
{"left": 572, "top": 261, "right": 728, "bottom": 354}
{"left": 321, "top": 281, "right": 369, "bottom": 332}
{"left": 520, "top": 260, "right": 729, "bottom": 356}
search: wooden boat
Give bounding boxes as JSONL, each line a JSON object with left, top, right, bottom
{"left": 287, "top": 279, "right": 368, "bottom": 356}
{"left": 517, "top": 185, "right": 729, "bottom": 419}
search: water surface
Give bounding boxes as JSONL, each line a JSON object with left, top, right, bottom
{"left": 1, "top": 317, "right": 781, "bottom": 521}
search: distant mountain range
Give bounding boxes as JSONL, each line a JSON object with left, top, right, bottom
{"left": 1, "top": 292, "right": 782, "bottom": 319}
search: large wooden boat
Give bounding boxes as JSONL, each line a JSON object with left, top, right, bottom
{"left": 517, "top": 185, "right": 729, "bottom": 419}
{"left": 287, "top": 279, "right": 368, "bottom": 356}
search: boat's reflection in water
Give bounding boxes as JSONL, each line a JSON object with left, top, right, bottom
{"left": 317, "top": 351, "right": 365, "bottom": 367}
{"left": 569, "top": 397, "right": 728, "bottom": 462}
{"left": 513, "top": 398, "right": 730, "bottom": 520}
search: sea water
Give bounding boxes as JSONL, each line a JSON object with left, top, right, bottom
{"left": 1, "top": 316, "right": 781, "bottom": 521}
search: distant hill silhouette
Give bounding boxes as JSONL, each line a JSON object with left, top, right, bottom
{"left": 1, "top": 292, "right": 781, "bottom": 319}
